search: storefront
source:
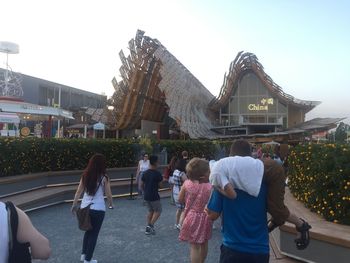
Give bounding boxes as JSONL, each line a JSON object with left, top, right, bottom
{"left": 0, "top": 112, "right": 20, "bottom": 136}
{"left": 0, "top": 97, "right": 73, "bottom": 137}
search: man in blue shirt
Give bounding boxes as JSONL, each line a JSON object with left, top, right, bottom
{"left": 207, "top": 186, "right": 269, "bottom": 263}
{"left": 206, "top": 139, "right": 270, "bottom": 262}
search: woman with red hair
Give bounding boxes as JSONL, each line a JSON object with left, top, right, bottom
{"left": 72, "top": 153, "right": 113, "bottom": 263}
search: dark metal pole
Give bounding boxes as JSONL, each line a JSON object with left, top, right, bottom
{"left": 128, "top": 173, "right": 135, "bottom": 200}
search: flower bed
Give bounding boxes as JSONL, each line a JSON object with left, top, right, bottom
{"left": 288, "top": 143, "right": 350, "bottom": 225}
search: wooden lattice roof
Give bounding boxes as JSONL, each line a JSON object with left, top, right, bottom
{"left": 110, "top": 30, "right": 216, "bottom": 138}
{"left": 110, "top": 30, "right": 167, "bottom": 130}
{"left": 209, "top": 52, "right": 321, "bottom": 112}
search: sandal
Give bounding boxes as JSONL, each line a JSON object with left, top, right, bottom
{"left": 295, "top": 218, "right": 311, "bottom": 250}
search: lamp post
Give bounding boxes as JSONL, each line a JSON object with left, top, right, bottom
{"left": 57, "top": 86, "right": 62, "bottom": 138}
{"left": 107, "top": 105, "right": 118, "bottom": 139}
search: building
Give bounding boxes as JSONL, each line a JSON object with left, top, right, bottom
{"left": 110, "top": 30, "right": 342, "bottom": 142}
{"left": 110, "top": 30, "right": 217, "bottom": 139}
{"left": 209, "top": 52, "right": 320, "bottom": 135}
{"left": 0, "top": 68, "right": 107, "bottom": 110}
{"left": 0, "top": 68, "right": 107, "bottom": 137}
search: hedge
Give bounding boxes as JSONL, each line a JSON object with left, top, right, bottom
{"left": 288, "top": 143, "right": 350, "bottom": 225}
{"left": 0, "top": 137, "right": 231, "bottom": 177}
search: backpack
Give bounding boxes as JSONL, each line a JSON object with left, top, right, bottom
{"left": 5, "top": 201, "right": 32, "bottom": 263}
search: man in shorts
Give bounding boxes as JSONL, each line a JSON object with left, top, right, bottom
{"left": 142, "top": 155, "right": 163, "bottom": 235}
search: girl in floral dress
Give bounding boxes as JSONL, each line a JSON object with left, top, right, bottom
{"left": 178, "top": 158, "right": 212, "bottom": 263}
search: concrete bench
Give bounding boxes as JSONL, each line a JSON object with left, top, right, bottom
{"left": 271, "top": 188, "right": 350, "bottom": 263}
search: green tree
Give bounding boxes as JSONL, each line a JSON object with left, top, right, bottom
{"left": 335, "top": 122, "right": 350, "bottom": 142}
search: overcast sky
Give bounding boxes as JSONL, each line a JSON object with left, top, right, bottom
{"left": 1, "top": 0, "right": 349, "bottom": 122}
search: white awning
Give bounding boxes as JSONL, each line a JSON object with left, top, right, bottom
{"left": 0, "top": 100, "right": 74, "bottom": 119}
{"left": 0, "top": 112, "right": 20, "bottom": 124}
{"left": 93, "top": 122, "right": 105, "bottom": 130}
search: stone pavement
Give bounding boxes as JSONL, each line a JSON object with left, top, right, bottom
{"left": 29, "top": 197, "right": 299, "bottom": 263}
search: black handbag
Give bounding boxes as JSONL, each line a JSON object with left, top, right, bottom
{"left": 5, "top": 201, "right": 32, "bottom": 263}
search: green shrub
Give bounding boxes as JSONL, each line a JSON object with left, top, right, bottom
{"left": 0, "top": 138, "right": 138, "bottom": 176}
{"left": 0, "top": 138, "right": 231, "bottom": 176}
{"left": 288, "top": 143, "right": 350, "bottom": 225}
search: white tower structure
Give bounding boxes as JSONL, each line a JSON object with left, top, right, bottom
{"left": 0, "top": 41, "right": 23, "bottom": 97}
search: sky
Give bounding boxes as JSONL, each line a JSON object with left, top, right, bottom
{"left": 1, "top": 0, "right": 349, "bottom": 123}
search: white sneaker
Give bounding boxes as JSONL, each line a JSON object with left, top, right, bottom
{"left": 80, "top": 254, "right": 85, "bottom": 261}
{"left": 174, "top": 224, "right": 181, "bottom": 230}
{"left": 84, "top": 260, "right": 97, "bottom": 263}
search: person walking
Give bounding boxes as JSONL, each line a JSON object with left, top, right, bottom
{"left": 178, "top": 158, "right": 212, "bottom": 263}
{"left": 163, "top": 156, "right": 178, "bottom": 205}
{"left": 210, "top": 139, "right": 311, "bottom": 250}
{"left": 72, "top": 153, "right": 113, "bottom": 263}
{"left": 206, "top": 184, "right": 269, "bottom": 263}
{"left": 136, "top": 153, "right": 150, "bottom": 198}
{"left": 181, "top": 150, "right": 189, "bottom": 163}
{"left": 141, "top": 155, "right": 163, "bottom": 235}
{"left": 169, "top": 158, "right": 187, "bottom": 230}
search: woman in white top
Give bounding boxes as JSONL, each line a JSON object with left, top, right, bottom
{"left": 0, "top": 201, "right": 51, "bottom": 263}
{"left": 135, "top": 153, "right": 150, "bottom": 197}
{"left": 72, "top": 153, "right": 113, "bottom": 263}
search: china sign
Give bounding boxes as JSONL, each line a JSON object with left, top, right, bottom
{"left": 248, "top": 98, "right": 274, "bottom": 111}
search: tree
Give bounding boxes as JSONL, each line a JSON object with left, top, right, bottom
{"left": 334, "top": 122, "right": 350, "bottom": 143}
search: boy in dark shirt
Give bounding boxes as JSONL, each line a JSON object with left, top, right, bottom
{"left": 142, "top": 155, "right": 163, "bottom": 235}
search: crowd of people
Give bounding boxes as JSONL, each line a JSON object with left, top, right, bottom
{"left": 0, "top": 139, "right": 311, "bottom": 263}
{"left": 141, "top": 140, "right": 311, "bottom": 263}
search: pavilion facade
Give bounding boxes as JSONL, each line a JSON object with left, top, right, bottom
{"left": 110, "top": 30, "right": 340, "bottom": 141}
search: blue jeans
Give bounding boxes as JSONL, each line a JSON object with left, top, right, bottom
{"left": 220, "top": 244, "right": 269, "bottom": 263}
{"left": 82, "top": 209, "right": 105, "bottom": 261}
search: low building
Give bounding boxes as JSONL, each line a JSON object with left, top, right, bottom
{"left": 0, "top": 68, "right": 107, "bottom": 137}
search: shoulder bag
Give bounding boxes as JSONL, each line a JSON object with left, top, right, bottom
{"left": 76, "top": 176, "right": 104, "bottom": 231}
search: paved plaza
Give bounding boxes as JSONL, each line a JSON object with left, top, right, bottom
{"left": 29, "top": 197, "right": 223, "bottom": 263}
{"left": 29, "top": 196, "right": 298, "bottom": 263}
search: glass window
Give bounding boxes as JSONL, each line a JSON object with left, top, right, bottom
{"left": 229, "top": 97, "right": 239, "bottom": 114}
{"left": 283, "top": 117, "right": 287, "bottom": 128}
{"left": 219, "top": 72, "right": 283, "bottom": 125}
{"left": 230, "top": 115, "right": 239, "bottom": 125}
{"left": 242, "top": 115, "right": 266, "bottom": 124}
{"left": 278, "top": 101, "right": 287, "bottom": 114}
{"left": 221, "top": 116, "right": 229, "bottom": 126}
{"left": 221, "top": 104, "right": 229, "bottom": 114}
{"left": 268, "top": 116, "right": 277, "bottom": 123}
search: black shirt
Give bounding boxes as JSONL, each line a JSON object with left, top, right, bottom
{"left": 142, "top": 169, "right": 163, "bottom": 201}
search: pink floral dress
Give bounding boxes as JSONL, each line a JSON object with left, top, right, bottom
{"left": 179, "top": 180, "right": 212, "bottom": 244}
